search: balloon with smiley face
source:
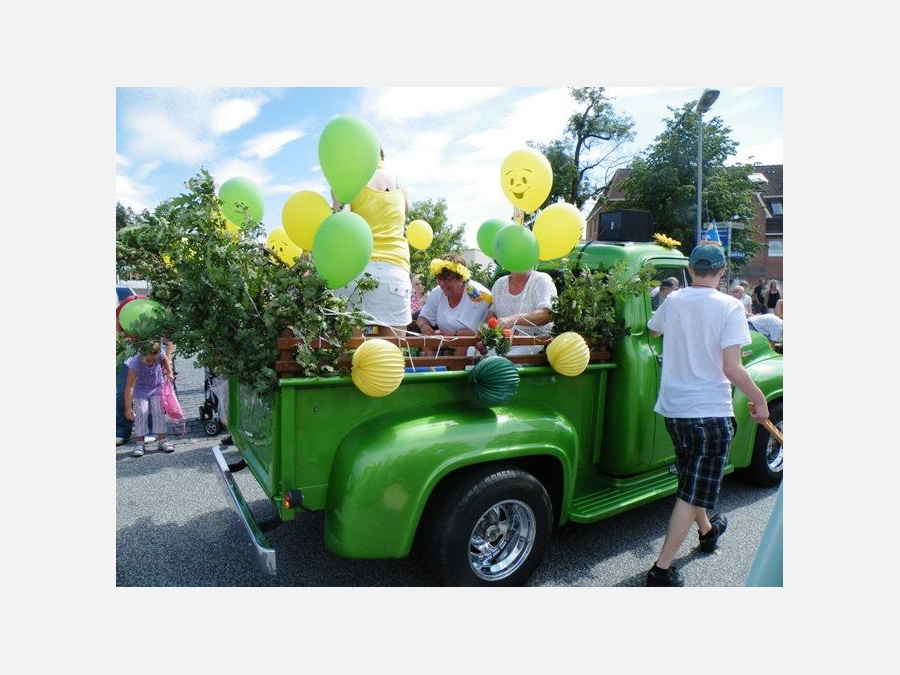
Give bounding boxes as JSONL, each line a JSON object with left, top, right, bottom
{"left": 500, "top": 148, "right": 553, "bottom": 213}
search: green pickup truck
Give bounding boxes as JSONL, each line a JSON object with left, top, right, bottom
{"left": 212, "top": 239, "right": 783, "bottom": 586}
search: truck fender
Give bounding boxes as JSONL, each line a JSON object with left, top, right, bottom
{"left": 730, "top": 357, "right": 783, "bottom": 468}
{"left": 324, "top": 403, "right": 578, "bottom": 559}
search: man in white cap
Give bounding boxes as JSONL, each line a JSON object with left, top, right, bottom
{"left": 644, "top": 243, "right": 770, "bottom": 587}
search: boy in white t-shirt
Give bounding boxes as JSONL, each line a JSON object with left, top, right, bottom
{"left": 644, "top": 243, "right": 770, "bottom": 587}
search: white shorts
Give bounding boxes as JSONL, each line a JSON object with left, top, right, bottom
{"left": 336, "top": 260, "right": 412, "bottom": 327}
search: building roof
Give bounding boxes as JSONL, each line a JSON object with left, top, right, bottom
{"left": 587, "top": 168, "right": 632, "bottom": 222}
{"left": 747, "top": 164, "right": 783, "bottom": 197}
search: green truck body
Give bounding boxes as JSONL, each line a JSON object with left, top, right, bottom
{"left": 213, "top": 240, "right": 783, "bottom": 586}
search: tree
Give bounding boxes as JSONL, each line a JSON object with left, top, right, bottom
{"left": 529, "top": 87, "right": 636, "bottom": 211}
{"left": 407, "top": 198, "right": 492, "bottom": 287}
{"left": 115, "top": 170, "right": 368, "bottom": 393}
{"left": 619, "top": 101, "right": 763, "bottom": 266}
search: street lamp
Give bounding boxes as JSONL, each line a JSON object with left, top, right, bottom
{"left": 696, "top": 88, "right": 720, "bottom": 245}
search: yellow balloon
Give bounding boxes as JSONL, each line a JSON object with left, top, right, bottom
{"left": 266, "top": 227, "right": 303, "bottom": 266}
{"left": 224, "top": 218, "right": 241, "bottom": 234}
{"left": 500, "top": 148, "right": 553, "bottom": 213}
{"left": 351, "top": 339, "right": 405, "bottom": 397}
{"left": 282, "top": 190, "right": 333, "bottom": 251}
{"left": 406, "top": 219, "right": 433, "bottom": 250}
{"left": 546, "top": 332, "right": 590, "bottom": 377}
{"left": 534, "top": 202, "right": 585, "bottom": 260}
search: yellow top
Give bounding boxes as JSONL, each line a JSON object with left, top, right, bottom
{"left": 351, "top": 186, "right": 410, "bottom": 271}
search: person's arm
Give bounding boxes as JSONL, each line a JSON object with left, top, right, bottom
{"left": 124, "top": 368, "right": 137, "bottom": 420}
{"left": 162, "top": 355, "right": 174, "bottom": 381}
{"left": 722, "top": 344, "right": 768, "bottom": 422}
{"left": 497, "top": 307, "right": 551, "bottom": 331}
{"left": 416, "top": 293, "right": 438, "bottom": 335}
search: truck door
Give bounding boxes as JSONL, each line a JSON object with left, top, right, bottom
{"left": 646, "top": 264, "right": 689, "bottom": 467}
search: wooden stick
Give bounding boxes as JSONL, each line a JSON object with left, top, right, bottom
{"left": 748, "top": 402, "right": 784, "bottom": 446}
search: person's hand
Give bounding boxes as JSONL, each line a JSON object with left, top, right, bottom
{"left": 125, "top": 408, "right": 134, "bottom": 421}
{"left": 748, "top": 400, "right": 769, "bottom": 423}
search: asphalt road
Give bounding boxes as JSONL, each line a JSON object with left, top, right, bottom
{"left": 116, "top": 355, "right": 780, "bottom": 587}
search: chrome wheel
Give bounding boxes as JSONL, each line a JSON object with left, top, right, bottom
{"left": 468, "top": 499, "right": 536, "bottom": 582}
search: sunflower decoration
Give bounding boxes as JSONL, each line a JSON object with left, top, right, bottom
{"left": 653, "top": 233, "right": 681, "bottom": 249}
{"left": 476, "top": 317, "right": 512, "bottom": 356}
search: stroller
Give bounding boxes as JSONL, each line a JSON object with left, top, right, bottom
{"left": 199, "top": 366, "right": 225, "bottom": 436}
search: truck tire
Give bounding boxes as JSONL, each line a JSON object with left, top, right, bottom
{"left": 422, "top": 466, "right": 553, "bottom": 586}
{"left": 739, "top": 400, "right": 783, "bottom": 487}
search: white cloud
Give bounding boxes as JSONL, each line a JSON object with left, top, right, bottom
{"left": 210, "top": 98, "right": 264, "bottom": 135}
{"left": 362, "top": 87, "right": 508, "bottom": 122}
{"left": 126, "top": 109, "right": 217, "bottom": 165}
{"left": 241, "top": 129, "right": 305, "bottom": 161}
{"left": 115, "top": 172, "right": 153, "bottom": 213}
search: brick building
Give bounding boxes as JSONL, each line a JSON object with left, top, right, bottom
{"left": 585, "top": 164, "right": 784, "bottom": 288}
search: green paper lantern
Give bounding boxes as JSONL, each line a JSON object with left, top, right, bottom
{"left": 469, "top": 355, "right": 520, "bottom": 405}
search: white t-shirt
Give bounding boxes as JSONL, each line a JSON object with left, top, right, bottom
{"left": 418, "top": 288, "right": 489, "bottom": 334}
{"left": 489, "top": 271, "right": 557, "bottom": 337}
{"left": 487, "top": 271, "right": 558, "bottom": 356}
{"left": 647, "top": 286, "right": 751, "bottom": 418}
{"left": 748, "top": 313, "right": 783, "bottom": 342}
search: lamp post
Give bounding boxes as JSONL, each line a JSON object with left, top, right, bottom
{"left": 695, "top": 88, "right": 720, "bottom": 245}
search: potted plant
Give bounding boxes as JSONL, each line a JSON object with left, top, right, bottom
{"left": 550, "top": 259, "right": 655, "bottom": 356}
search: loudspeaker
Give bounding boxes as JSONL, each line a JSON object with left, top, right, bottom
{"left": 598, "top": 210, "right": 654, "bottom": 242}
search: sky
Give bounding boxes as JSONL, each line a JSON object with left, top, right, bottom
{"left": 115, "top": 86, "right": 783, "bottom": 250}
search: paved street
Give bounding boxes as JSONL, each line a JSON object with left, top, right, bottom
{"left": 116, "top": 355, "right": 780, "bottom": 587}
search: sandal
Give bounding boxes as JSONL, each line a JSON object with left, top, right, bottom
{"left": 160, "top": 441, "right": 175, "bottom": 453}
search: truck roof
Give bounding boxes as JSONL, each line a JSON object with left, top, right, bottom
{"left": 536, "top": 240, "right": 689, "bottom": 276}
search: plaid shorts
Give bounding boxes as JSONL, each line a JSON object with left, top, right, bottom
{"left": 664, "top": 416, "right": 735, "bottom": 509}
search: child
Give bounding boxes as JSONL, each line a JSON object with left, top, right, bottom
{"left": 124, "top": 340, "right": 176, "bottom": 457}
{"left": 645, "top": 243, "right": 769, "bottom": 586}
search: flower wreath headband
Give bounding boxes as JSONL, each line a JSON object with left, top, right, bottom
{"left": 429, "top": 258, "right": 471, "bottom": 282}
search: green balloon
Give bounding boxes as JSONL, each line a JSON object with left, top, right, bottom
{"left": 493, "top": 225, "right": 540, "bottom": 272}
{"left": 118, "top": 298, "right": 163, "bottom": 337}
{"left": 477, "top": 218, "right": 512, "bottom": 259}
{"left": 312, "top": 211, "right": 374, "bottom": 289}
{"left": 318, "top": 116, "right": 381, "bottom": 205}
{"left": 219, "top": 176, "right": 265, "bottom": 227}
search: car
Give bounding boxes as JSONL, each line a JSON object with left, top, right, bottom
{"left": 117, "top": 285, "right": 136, "bottom": 303}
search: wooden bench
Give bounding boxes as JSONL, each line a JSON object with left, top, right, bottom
{"left": 275, "top": 328, "right": 609, "bottom": 376}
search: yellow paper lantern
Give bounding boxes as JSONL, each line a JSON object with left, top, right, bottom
{"left": 406, "top": 219, "right": 434, "bottom": 250}
{"left": 351, "top": 338, "right": 405, "bottom": 397}
{"left": 546, "top": 332, "right": 590, "bottom": 377}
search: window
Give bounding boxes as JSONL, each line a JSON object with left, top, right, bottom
{"left": 768, "top": 239, "right": 783, "bottom": 257}
{"left": 770, "top": 201, "right": 783, "bottom": 216}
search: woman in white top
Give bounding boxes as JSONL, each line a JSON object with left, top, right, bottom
{"left": 487, "top": 269, "right": 558, "bottom": 355}
{"left": 415, "top": 254, "right": 489, "bottom": 356}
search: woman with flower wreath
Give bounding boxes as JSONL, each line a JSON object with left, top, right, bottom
{"left": 415, "top": 254, "right": 489, "bottom": 356}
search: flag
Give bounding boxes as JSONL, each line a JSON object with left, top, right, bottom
{"left": 700, "top": 220, "right": 722, "bottom": 246}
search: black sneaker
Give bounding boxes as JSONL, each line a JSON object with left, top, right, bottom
{"left": 646, "top": 564, "right": 685, "bottom": 587}
{"left": 699, "top": 514, "right": 728, "bottom": 553}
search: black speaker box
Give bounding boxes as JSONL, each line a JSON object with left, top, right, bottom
{"left": 598, "top": 210, "right": 654, "bottom": 242}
